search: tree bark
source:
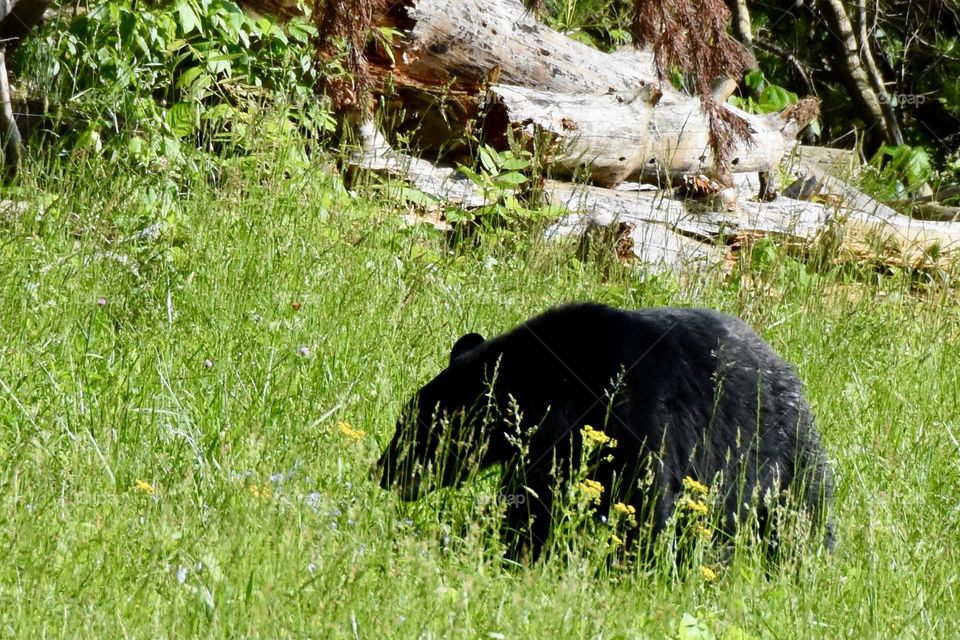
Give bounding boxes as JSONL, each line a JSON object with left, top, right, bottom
{"left": 729, "top": 0, "right": 756, "bottom": 63}
{"left": 0, "top": 50, "right": 20, "bottom": 179}
{"left": 486, "top": 83, "right": 661, "bottom": 187}
{"left": 816, "top": 0, "right": 901, "bottom": 148}
{"left": 856, "top": 0, "right": 901, "bottom": 145}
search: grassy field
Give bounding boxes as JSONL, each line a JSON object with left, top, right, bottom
{"left": 1, "top": 148, "right": 959, "bottom": 638}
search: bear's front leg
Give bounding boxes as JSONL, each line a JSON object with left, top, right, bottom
{"left": 500, "top": 464, "right": 554, "bottom": 563}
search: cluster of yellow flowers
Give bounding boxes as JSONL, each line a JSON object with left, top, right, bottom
{"left": 337, "top": 421, "right": 366, "bottom": 441}
{"left": 134, "top": 479, "right": 156, "bottom": 496}
{"left": 248, "top": 484, "right": 273, "bottom": 499}
{"left": 679, "top": 496, "right": 709, "bottom": 515}
{"left": 612, "top": 501, "right": 638, "bottom": 528}
{"left": 580, "top": 424, "right": 617, "bottom": 448}
{"left": 679, "top": 476, "right": 712, "bottom": 540}
{"left": 683, "top": 476, "right": 709, "bottom": 496}
{"left": 577, "top": 479, "right": 604, "bottom": 503}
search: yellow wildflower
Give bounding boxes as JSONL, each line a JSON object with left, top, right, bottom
{"left": 610, "top": 534, "right": 624, "bottom": 547}
{"left": 680, "top": 497, "right": 709, "bottom": 515}
{"left": 134, "top": 479, "right": 156, "bottom": 496}
{"left": 700, "top": 565, "right": 717, "bottom": 581}
{"left": 683, "top": 476, "right": 709, "bottom": 496}
{"left": 337, "top": 421, "right": 366, "bottom": 441}
{"left": 249, "top": 484, "right": 272, "bottom": 499}
{"left": 697, "top": 524, "right": 712, "bottom": 539}
{"left": 581, "top": 425, "right": 617, "bottom": 448}
{"left": 578, "top": 479, "right": 604, "bottom": 502}
{"left": 613, "top": 502, "right": 636, "bottom": 516}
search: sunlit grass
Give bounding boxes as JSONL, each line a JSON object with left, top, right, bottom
{"left": 1, "top": 144, "right": 959, "bottom": 638}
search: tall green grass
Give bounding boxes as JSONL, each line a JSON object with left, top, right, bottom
{"left": 1, "top": 146, "right": 959, "bottom": 638}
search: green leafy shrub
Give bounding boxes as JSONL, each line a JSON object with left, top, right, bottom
{"left": 861, "top": 144, "right": 935, "bottom": 200}
{"left": 16, "top": 0, "right": 335, "bottom": 165}
{"left": 729, "top": 71, "right": 802, "bottom": 116}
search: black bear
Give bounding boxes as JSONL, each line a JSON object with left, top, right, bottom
{"left": 377, "top": 303, "right": 834, "bottom": 561}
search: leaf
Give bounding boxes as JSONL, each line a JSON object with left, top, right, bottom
{"left": 676, "top": 613, "right": 716, "bottom": 640}
{"left": 499, "top": 156, "right": 530, "bottom": 171}
{"left": 901, "top": 147, "right": 934, "bottom": 187}
{"left": 202, "top": 103, "right": 235, "bottom": 122}
{"left": 398, "top": 186, "right": 440, "bottom": 207}
{"left": 176, "top": 66, "right": 204, "bottom": 89}
{"left": 456, "top": 165, "right": 486, "bottom": 189}
{"left": 744, "top": 70, "right": 765, "bottom": 92}
{"left": 205, "top": 53, "right": 234, "bottom": 76}
{"left": 271, "top": 28, "right": 289, "bottom": 46}
{"left": 176, "top": 1, "right": 202, "bottom": 36}
{"left": 118, "top": 9, "right": 137, "bottom": 45}
{"left": 166, "top": 102, "right": 197, "bottom": 138}
{"left": 444, "top": 206, "right": 475, "bottom": 223}
{"left": 492, "top": 171, "right": 527, "bottom": 189}
{"left": 127, "top": 136, "right": 147, "bottom": 158}
{"left": 77, "top": 128, "right": 102, "bottom": 153}
{"left": 478, "top": 145, "right": 499, "bottom": 174}
{"left": 162, "top": 137, "right": 185, "bottom": 162}
{"left": 758, "top": 85, "right": 797, "bottom": 113}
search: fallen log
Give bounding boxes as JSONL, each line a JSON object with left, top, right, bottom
{"left": 350, "top": 121, "right": 491, "bottom": 208}
{"left": 546, "top": 177, "right": 960, "bottom": 268}
{"left": 485, "top": 82, "right": 814, "bottom": 186}
{"left": 375, "top": 0, "right": 656, "bottom": 95}
{"left": 348, "top": 123, "right": 960, "bottom": 270}
{"left": 242, "top": 0, "right": 816, "bottom": 189}
{"left": 544, "top": 180, "right": 831, "bottom": 244}
{"left": 236, "top": 0, "right": 812, "bottom": 186}
{"left": 486, "top": 83, "right": 661, "bottom": 187}
{"left": 912, "top": 204, "right": 960, "bottom": 223}
{"left": 236, "top": 0, "right": 960, "bottom": 272}
{"left": 573, "top": 217, "right": 727, "bottom": 273}
{"left": 366, "top": 0, "right": 811, "bottom": 182}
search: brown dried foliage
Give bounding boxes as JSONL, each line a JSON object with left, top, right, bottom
{"left": 313, "top": 0, "right": 385, "bottom": 112}
{"left": 632, "top": 0, "right": 754, "bottom": 180}
{"left": 524, "top": 0, "right": 544, "bottom": 15}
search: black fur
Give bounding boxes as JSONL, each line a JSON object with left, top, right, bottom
{"left": 377, "top": 303, "right": 834, "bottom": 561}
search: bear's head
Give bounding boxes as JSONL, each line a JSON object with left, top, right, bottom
{"left": 377, "top": 331, "right": 505, "bottom": 499}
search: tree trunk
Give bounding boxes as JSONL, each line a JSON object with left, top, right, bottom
{"left": 816, "top": 0, "right": 901, "bottom": 149}
{"left": 0, "top": 50, "right": 20, "bottom": 178}
{"left": 855, "top": 0, "right": 901, "bottom": 146}
{"left": 729, "top": 0, "right": 756, "bottom": 63}
{"left": 546, "top": 174, "right": 960, "bottom": 268}
{"left": 486, "top": 83, "right": 661, "bottom": 187}
{"left": 0, "top": 0, "right": 49, "bottom": 179}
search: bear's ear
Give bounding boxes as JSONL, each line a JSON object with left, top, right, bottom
{"left": 449, "top": 332, "right": 485, "bottom": 365}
